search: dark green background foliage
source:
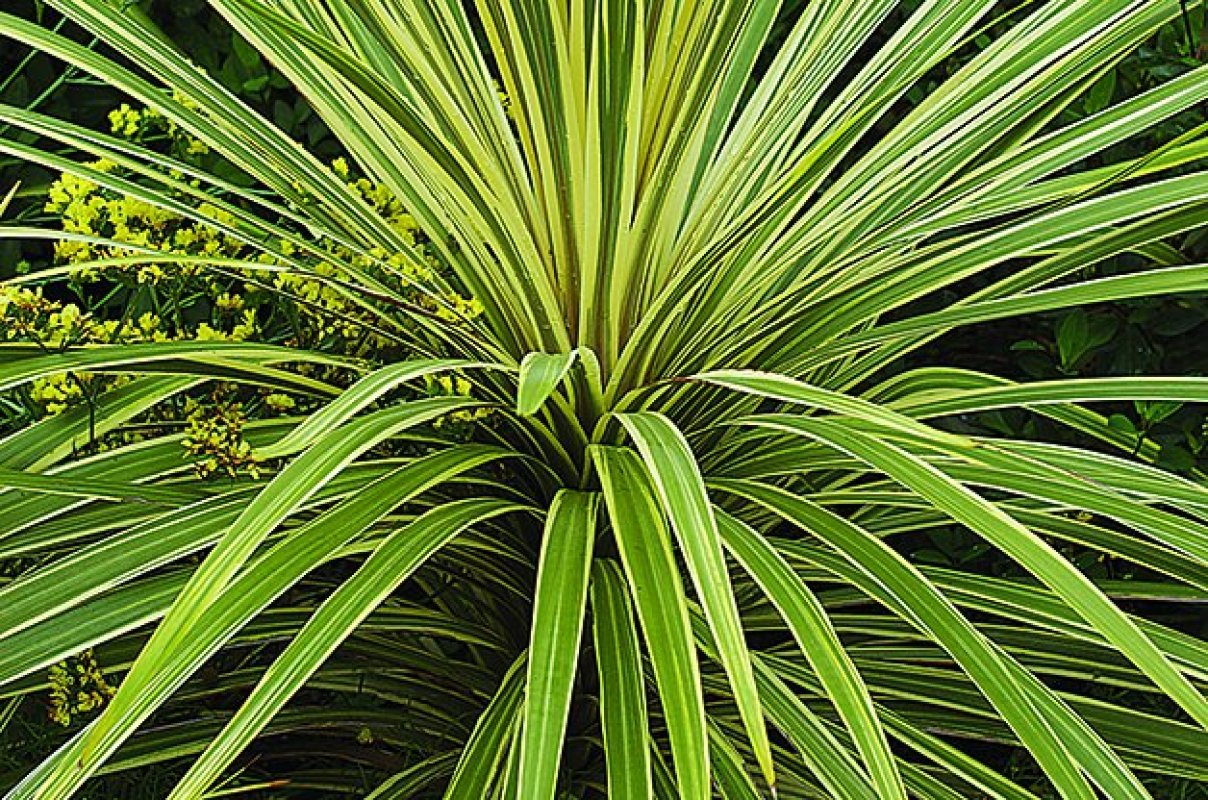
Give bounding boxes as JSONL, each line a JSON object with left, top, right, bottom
{"left": 1, "top": 1, "right": 1205, "bottom": 797}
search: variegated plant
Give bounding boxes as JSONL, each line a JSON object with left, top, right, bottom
{"left": 1, "top": 1, "right": 1206, "bottom": 798}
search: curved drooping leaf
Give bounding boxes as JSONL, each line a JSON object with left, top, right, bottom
{"left": 714, "top": 478, "right": 1144, "bottom": 800}
{"left": 617, "top": 411, "right": 774, "bottom": 789}
{"left": 4, "top": 447, "right": 515, "bottom": 800}
{"left": 717, "top": 510, "right": 905, "bottom": 799}
{"left": 741, "top": 415, "right": 1207, "bottom": 728}
{"left": 445, "top": 656, "right": 527, "bottom": 800}
{"left": 594, "top": 445, "right": 709, "bottom": 800}
{"left": 165, "top": 498, "right": 524, "bottom": 799}
{"left": 0, "top": 341, "right": 347, "bottom": 396}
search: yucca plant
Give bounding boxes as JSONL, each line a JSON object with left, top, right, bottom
{"left": 1, "top": 0, "right": 1206, "bottom": 797}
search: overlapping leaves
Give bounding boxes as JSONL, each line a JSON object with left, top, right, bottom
{"left": 1, "top": 0, "right": 1205, "bottom": 798}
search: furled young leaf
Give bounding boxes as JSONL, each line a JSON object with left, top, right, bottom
{"left": 516, "top": 351, "right": 579, "bottom": 416}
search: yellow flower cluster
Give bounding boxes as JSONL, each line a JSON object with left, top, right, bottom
{"left": 432, "top": 292, "right": 485, "bottom": 323}
{"left": 181, "top": 395, "right": 261, "bottom": 479}
{"left": 22, "top": 96, "right": 494, "bottom": 462}
{"left": 195, "top": 309, "right": 256, "bottom": 343}
{"left": 426, "top": 373, "right": 494, "bottom": 429}
{"left": 28, "top": 373, "right": 93, "bottom": 418}
{"left": 45, "top": 165, "right": 243, "bottom": 284}
{"left": 108, "top": 104, "right": 142, "bottom": 138}
{"left": 5, "top": 296, "right": 247, "bottom": 424}
{"left": 264, "top": 392, "right": 296, "bottom": 413}
{"left": 0, "top": 285, "right": 67, "bottom": 341}
{"left": 48, "top": 97, "right": 485, "bottom": 350}
{"left": 107, "top": 91, "right": 210, "bottom": 157}
{"left": 47, "top": 649, "right": 116, "bottom": 727}
{"left": 1, "top": 286, "right": 171, "bottom": 349}
{"left": 44, "top": 155, "right": 479, "bottom": 358}
{"left": 1, "top": 285, "right": 188, "bottom": 415}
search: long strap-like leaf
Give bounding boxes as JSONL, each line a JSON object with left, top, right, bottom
{"left": 166, "top": 498, "right": 524, "bottom": 799}
{"left": 590, "top": 559, "right": 652, "bottom": 800}
{"left": 517, "top": 490, "right": 598, "bottom": 800}
{"left": 594, "top": 444, "right": 709, "bottom": 800}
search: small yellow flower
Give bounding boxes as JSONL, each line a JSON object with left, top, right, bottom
{"left": 137, "top": 263, "right": 167, "bottom": 284}
{"left": 215, "top": 292, "right": 244, "bottom": 313}
{"left": 230, "top": 309, "right": 256, "bottom": 341}
{"left": 195, "top": 323, "right": 227, "bottom": 342}
{"left": 264, "top": 393, "right": 296, "bottom": 413}
{"left": 184, "top": 137, "right": 210, "bottom": 156}
{"left": 182, "top": 397, "right": 261, "bottom": 479}
{"left": 107, "top": 104, "right": 142, "bottom": 138}
{"left": 47, "top": 649, "right": 115, "bottom": 727}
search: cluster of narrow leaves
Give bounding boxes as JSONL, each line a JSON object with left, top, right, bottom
{"left": 0, "top": 0, "right": 1206, "bottom": 798}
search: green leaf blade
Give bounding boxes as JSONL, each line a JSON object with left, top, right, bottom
{"left": 590, "top": 559, "right": 653, "bottom": 800}
{"left": 593, "top": 444, "right": 709, "bottom": 800}
{"left": 518, "top": 490, "right": 598, "bottom": 800}
{"left": 616, "top": 411, "right": 775, "bottom": 790}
